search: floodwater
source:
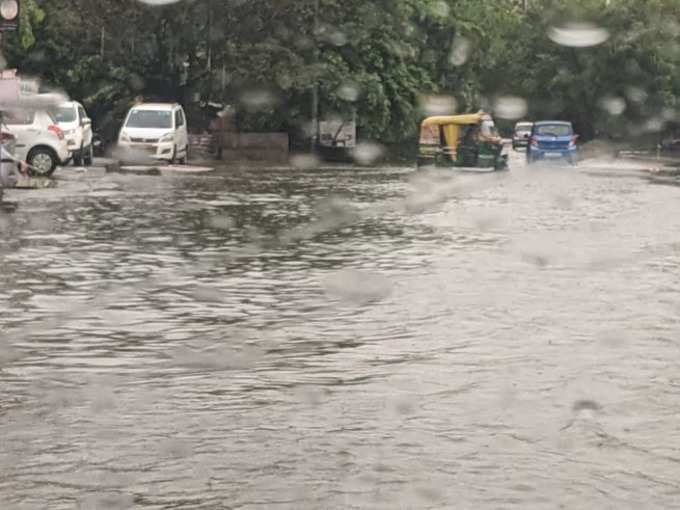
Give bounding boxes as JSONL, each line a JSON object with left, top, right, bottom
{"left": 2, "top": 152, "right": 680, "bottom": 509}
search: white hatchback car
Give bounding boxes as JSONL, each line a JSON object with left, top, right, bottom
{"left": 50, "top": 101, "right": 93, "bottom": 166}
{"left": 4, "top": 109, "right": 70, "bottom": 176}
{"left": 117, "top": 103, "right": 189, "bottom": 164}
{"left": 0, "top": 129, "right": 18, "bottom": 187}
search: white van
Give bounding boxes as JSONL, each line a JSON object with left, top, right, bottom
{"left": 117, "top": 103, "right": 189, "bottom": 164}
{"left": 50, "top": 101, "right": 94, "bottom": 166}
{"left": 4, "top": 109, "right": 71, "bottom": 176}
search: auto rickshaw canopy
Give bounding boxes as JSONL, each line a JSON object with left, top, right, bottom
{"left": 419, "top": 112, "right": 497, "bottom": 152}
{"left": 420, "top": 113, "right": 486, "bottom": 127}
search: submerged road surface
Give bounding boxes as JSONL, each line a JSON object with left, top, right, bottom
{"left": 2, "top": 153, "right": 680, "bottom": 509}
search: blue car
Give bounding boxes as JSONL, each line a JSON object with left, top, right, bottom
{"left": 526, "top": 121, "right": 578, "bottom": 165}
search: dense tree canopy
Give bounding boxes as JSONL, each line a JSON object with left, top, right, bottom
{"left": 4, "top": 0, "right": 680, "bottom": 149}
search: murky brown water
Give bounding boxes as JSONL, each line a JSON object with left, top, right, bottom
{"left": 2, "top": 154, "right": 680, "bottom": 509}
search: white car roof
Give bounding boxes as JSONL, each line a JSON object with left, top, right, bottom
{"left": 130, "top": 103, "right": 179, "bottom": 111}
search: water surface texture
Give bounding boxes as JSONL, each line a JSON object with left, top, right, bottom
{"left": 2, "top": 155, "right": 680, "bottom": 509}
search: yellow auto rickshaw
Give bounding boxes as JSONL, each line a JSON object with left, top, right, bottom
{"left": 417, "top": 112, "right": 508, "bottom": 171}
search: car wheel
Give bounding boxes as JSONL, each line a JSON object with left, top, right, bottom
{"left": 178, "top": 144, "right": 189, "bottom": 164}
{"left": 73, "top": 146, "right": 83, "bottom": 166}
{"left": 83, "top": 144, "right": 93, "bottom": 166}
{"left": 27, "top": 147, "right": 58, "bottom": 177}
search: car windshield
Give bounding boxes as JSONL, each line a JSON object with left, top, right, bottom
{"left": 49, "top": 106, "right": 77, "bottom": 123}
{"left": 535, "top": 124, "right": 573, "bottom": 136}
{"left": 125, "top": 110, "right": 172, "bottom": 129}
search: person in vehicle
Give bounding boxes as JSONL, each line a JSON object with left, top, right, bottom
{"left": 459, "top": 125, "right": 479, "bottom": 166}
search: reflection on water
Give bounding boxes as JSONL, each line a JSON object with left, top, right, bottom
{"left": 2, "top": 157, "right": 680, "bottom": 508}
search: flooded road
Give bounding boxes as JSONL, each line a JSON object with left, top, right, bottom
{"left": 2, "top": 153, "right": 680, "bottom": 509}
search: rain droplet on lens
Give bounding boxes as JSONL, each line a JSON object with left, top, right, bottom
{"left": 521, "top": 253, "right": 550, "bottom": 268}
{"left": 419, "top": 94, "right": 457, "bottom": 116}
{"left": 337, "top": 81, "right": 361, "bottom": 102}
{"left": 28, "top": 49, "right": 47, "bottom": 63}
{"left": 295, "top": 385, "right": 325, "bottom": 407}
{"left": 207, "top": 214, "right": 235, "bottom": 230}
{"left": 239, "top": 89, "right": 277, "bottom": 111}
{"left": 625, "top": 86, "right": 647, "bottom": 104}
{"left": 493, "top": 96, "right": 528, "bottom": 120}
{"left": 572, "top": 399, "right": 601, "bottom": 413}
{"left": 301, "top": 120, "right": 317, "bottom": 138}
{"left": 276, "top": 72, "right": 293, "bottom": 90}
{"left": 414, "top": 485, "right": 443, "bottom": 502}
{"left": 644, "top": 117, "right": 664, "bottom": 132}
{"left": 327, "top": 28, "right": 348, "bottom": 46}
{"left": 137, "top": 0, "right": 180, "bottom": 5}
{"left": 290, "top": 153, "right": 320, "bottom": 169}
{"left": 392, "top": 395, "right": 416, "bottom": 416}
{"left": 323, "top": 269, "right": 393, "bottom": 305}
{"left": 190, "top": 285, "right": 224, "bottom": 303}
{"left": 158, "top": 438, "right": 193, "bottom": 459}
{"left": 313, "top": 196, "right": 360, "bottom": 225}
{"left": 662, "top": 108, "right": 677, "bottom": 121}
{"left": 80, "top": 493, "right": 135, "bottom": 510}
{"left": 599, "top": 96, "right": 626, "bottom": 116}
{"left": 0, "top": 343, "right": 21, "bottom": 366}
{"left": 296, "top": 36, "right": 313, "bottom": 50}
{"left": 0, "top": 215, "right": 11, "bottom": 233}
{"left": 128, "top": 74, "right": 145, "bottom": 92}
{"left": 449, "top": 36, "right": 471, "bottom": 66}
{"left": 352, "top": 142, "right": 384, "bottom": 166}
{"left": 598, "top": 329, "right": 628, "bottom": 348}
{"left": 430, "top": 0, "right": 450, "bottom": 18}
{"left": 471, "top": 210, "right": 503, "bottom": 231}
{"left": 548, "top": 23, "right": 610, "bottom": 47}
{"left": 170, "top": 343, "right": 262, "bottom": 371}
{"left": 552, "top": 194, "right": 573, "bottom": 209}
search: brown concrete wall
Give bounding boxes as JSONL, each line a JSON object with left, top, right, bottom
{"left": 217, "top": 133, "right": 289, "bottom": 163}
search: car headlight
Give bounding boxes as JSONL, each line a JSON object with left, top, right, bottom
{"left": 159, "top": 133, "right": 174, "bottom": 143}
{"left": 120, "top": 132, "right": 131, "bottom": 142}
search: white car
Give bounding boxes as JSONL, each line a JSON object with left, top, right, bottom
{"left": 0, "top": 129, "right": 18, "bottom": 188}
{"left": 4, "top": 109, "right": 70, "bottom": 176}
{"left": 50, "top": 101, "right": 93, "bottom": 166}
{"left": 117, "top": 103, "right": 189, "bottom": 164}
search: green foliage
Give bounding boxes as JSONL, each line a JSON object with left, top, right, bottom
{"left": 17, "top": 0, "right": 45, "bottom": 49}
{"left": 3, "top": 0, "right": 680, "bottom": 146}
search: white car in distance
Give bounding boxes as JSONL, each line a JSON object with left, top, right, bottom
{"left": 117, "top": 103, "right": 189, "bottom": 164}
{"left": 3, "top": 109, "right": 70, "bottom": 176}
{"left": 50, "top": 101, "right": 93, "bottom": 166}
{"left": 0, "top": 128, "right": 18, "bottom": 187}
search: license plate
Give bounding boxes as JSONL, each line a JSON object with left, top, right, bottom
{"left": 545, "top": 151, "right": 563, "bottom": 158}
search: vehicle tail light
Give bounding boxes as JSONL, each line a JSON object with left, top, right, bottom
{"left": 570, "top": 135, "right": 578, "bottom": 147}
{"left": 0, "top": 131, "right": 15, "bottom": 142}
{"left": 48, "top": 125, "right": 65, "bottom": 140}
